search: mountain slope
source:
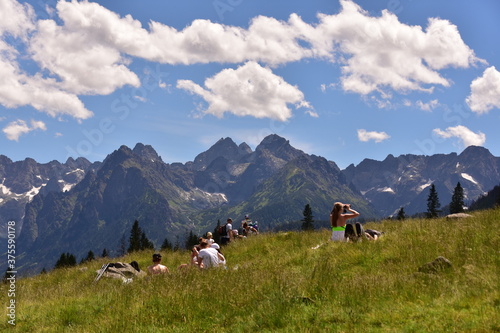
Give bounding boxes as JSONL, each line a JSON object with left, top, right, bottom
{"left": 342, "top": 146, "right": 500, "bottom": 216}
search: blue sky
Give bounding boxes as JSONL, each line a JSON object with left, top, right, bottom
{"left": 0, "top": 0, "right": 499, "bottom": 169}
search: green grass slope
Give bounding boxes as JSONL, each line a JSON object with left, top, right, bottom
{"left": 2, "top": 209, "right": 498, "bottom": 332}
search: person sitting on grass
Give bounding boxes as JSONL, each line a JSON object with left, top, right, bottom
{"left": 330, "top": 202, "right": 360, "bottom": 242}
{"left": 241, "top": 222, "right": 259, "bottom": 237}
{"left": 147, "top": 253, "right": 169, "bottom": 275}
{"left": 197, "top": 240, "right": 225, "bottom": 270}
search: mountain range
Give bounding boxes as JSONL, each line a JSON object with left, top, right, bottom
{"left": 1, "top": 134, "right": 499, "bottom": 275}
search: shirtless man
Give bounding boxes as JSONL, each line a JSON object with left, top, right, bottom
{"left": 147, "top": 253, "right": 169, "bottom": 275}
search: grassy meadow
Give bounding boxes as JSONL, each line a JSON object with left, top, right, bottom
{"left": 1, "top": 209, "right": 499, "bottom": 332}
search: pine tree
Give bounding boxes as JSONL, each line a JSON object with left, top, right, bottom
{"left": 128, "top": 220, "right": 142, "bottom": 253}
{"left": 67, "top": 253, "right": 77, "bottom": 266}
{"left": 301, "top": 204, "right": 314, "bottom": 231}
{"left": 40, "top": 268, "right": 47, "bottom": 274}
{"left": 173, "top": 235, "right": 180, "bottom": 252}
{"left": 449, "top": 182, "right": 465, "bottom": 214}
{"left": 101, "top": 248, "right": 108, "bottom": 258}
{"left": 55, "top": 252, "right": 77, "bottom": 269}
{"left": 140, "top": 231, "right": 154, "bottom": 250}
{"left": 161, "top": 238, "right": 173, "bottom": 251}
{"left": 54, "top": 253, "right": 68, "bottom": 269}
{"left": 84, "top": 250, "right": 95, "bottom": 262}
{"left": 185, "top": 230, "right": 199, "bottom": 250}
{"left": 396, "top": 207, "right": 406, "bottom": 220}
{"left": 427, "top": 184, "right": 441, "bottom": 218}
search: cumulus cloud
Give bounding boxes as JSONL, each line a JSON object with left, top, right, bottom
{"left": 0, "top": 54, "right": 93, "bottom": 119}
{"left": 3, "top": 119, "right": 46, "bottom": 141}
{"left": 466, "top": 66, "right": 500, "bottom": 114}
{"left": 433, "top": 125, "right": 486, "bottom": 148}
{"left": 312, "top": 0, "right": 478, "bottom": 95}
{"left": 0, "top": 0, "right": 35, "bottom": 38}
{"left": 0, "top": 0, "right": 483, "bottom": 123}
{"left": 30, "top": 18, "right": 141, "bottom": 95}
{"left": 177, "top": 62, "right": 311, "bottom": 121}
{"left": 357, "top": 129, "right": 390, "bottom": 143}
{"left": 50, "top": 0, "right": 311, "bottom": 66}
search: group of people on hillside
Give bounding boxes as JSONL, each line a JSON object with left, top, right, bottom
{"left": 220, "top": 215, "right": 259, "bottom": 245}
{"left": 99, "top": 207, "right": 380, "bottom": 282}
{"left": 147, "top": 214, "right": 260, "bottom": 275}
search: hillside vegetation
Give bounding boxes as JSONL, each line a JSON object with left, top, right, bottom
{"left": 2, "top": 209, "right": 498, "bottom": 332}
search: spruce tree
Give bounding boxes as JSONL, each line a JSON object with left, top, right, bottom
{"left": 396, "top": 207, "right": 406, "bottom": 220}
{"left": 449, "top": 182, "right": 465, "bottom": 214}
{"left": 185, "top": 230, "right": 199, "bottom": 250}
{"left": 161, "top": 238, "right": 173, "bottom": 251}
{"left": 173, "top": 235, "right": 180, "bottom": 252}
{"left": 101, "top": 248, "right": 108, "bottom": 258}
{"left": 140, "top": 231, "right": 154, "bottom": 250}
{"left": 54, "top": 253, "right": 68, "bottom": 269}
{"left": 128, "top": 220, "right": 142, "bottom": 253}
{"left": 427, "top": 184, "right": 441, "bottom": 218}
{"left": 84, "top": 250, "right": 95, "bottom": 262}
{"left": 55, "top": 252, "right": 77, "bottom": 269}
{"left": 301, "top": 204, "right": 314, "bottom": 231}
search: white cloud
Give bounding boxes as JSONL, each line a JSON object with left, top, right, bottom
{"left": 50, "top": 0, "right": 311, "bottom": 67}
{"left": 177, "top": 62, "right": 311, "bottom": 121}
{"left": 433, "top": 125, "right": 486, "bottom": 147}
{"left": 0, "top": 53, "right": 93, "bottom": 120}
{"left": 3, "top": 119, "right": 47, "bottom": 141}
{"left": 416, "top": 99, "right": 439, "bottom": 111}
{"left": 30, "top": 18, "right": 140, "bottom": 95}
{"left": 466, "top": 66, "right": 500, "bottom": 114}
{"left": 0, "top": 0, "right": 35, "bottom": 38}
{"left": 311, "top": 0, "right": 478, "bottom": 95}
{"left": 0, "top": 0, "right": 483, "bottom": 123}
{"left": 305, "top": 110, "right": 319, "bottom": 118}
{"left": 357, "top": 129, "right": 390, "bottom": 143}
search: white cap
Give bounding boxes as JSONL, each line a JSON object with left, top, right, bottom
{"left": 211, "top": 243, "right": 220, "bottom": 250}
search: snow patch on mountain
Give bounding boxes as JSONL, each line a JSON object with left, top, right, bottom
{"left": 461, "top": 173, "right": 478, "bottom": 185}
{"left": 417, "top": 180, "right": 433, "bottom": 193}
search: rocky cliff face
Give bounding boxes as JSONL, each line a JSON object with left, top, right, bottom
{"left": 342, "top": 146, "right": 500, "bottom": 216}
{"left": 0, "top": 155, "right": 99, "bottom": 238}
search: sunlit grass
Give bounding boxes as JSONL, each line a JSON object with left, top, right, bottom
{"left": 1, "top": 209, "right": 498, "bottom": 332}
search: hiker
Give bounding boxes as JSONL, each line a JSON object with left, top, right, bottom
{"left": 220, "top": 218, "right": 233, "bottom": 245}
{"left": 197, "top": 240, "right": 225, "bottom": 269}
{"left": 241, "top": 221, "right": 258, "bottom": 237}
{"left": 330, "top": 202, "right": 360, "bottom": 241}
{"left": 147, "top": 253, "right": 170, "bottom": 275}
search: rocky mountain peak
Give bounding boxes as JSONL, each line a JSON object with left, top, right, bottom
{"left": 193, "top": 137, "right": 246, "bottom": 171}
{"left": 255, "top": 134, "right": 303, "bottom": 161}
{"left": 458, "top": 145, "right": 493, "bottom": 161}
{"left": 133, "top": 143, "right": 162, "bottom": 162}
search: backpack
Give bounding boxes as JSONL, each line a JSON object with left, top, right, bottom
{"left": 218, "top": 224, "right": 227, "bottom": 236}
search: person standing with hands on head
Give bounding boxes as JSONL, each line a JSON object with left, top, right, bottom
{"left": 330, "top": 202, "right": 360, "bottom": 241}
